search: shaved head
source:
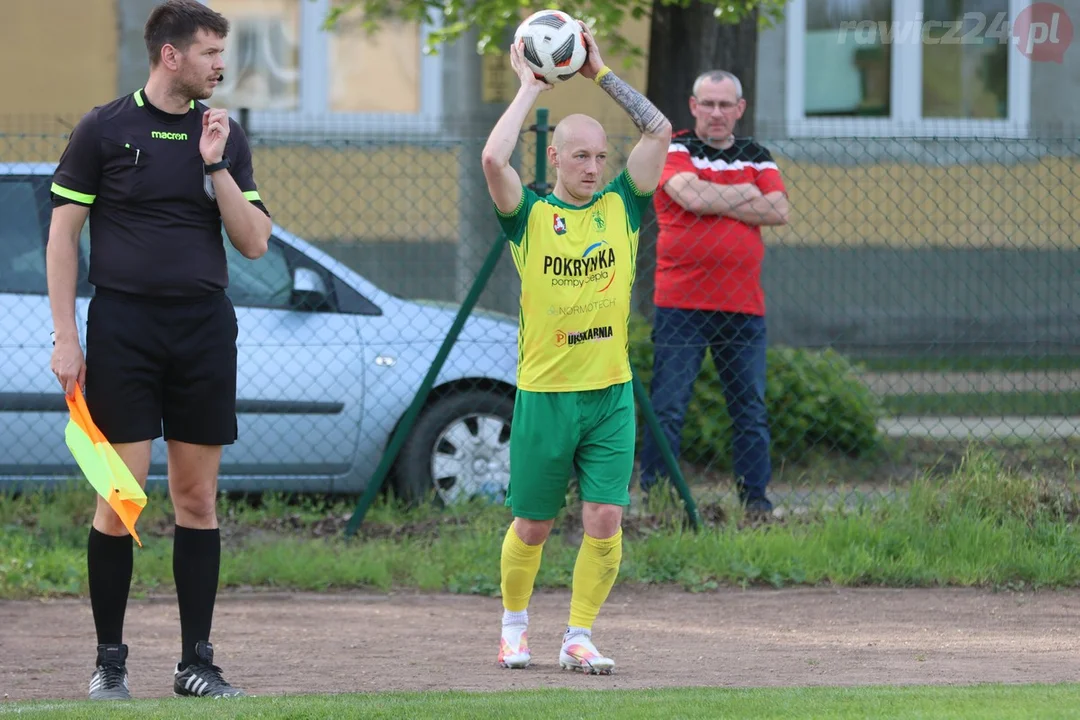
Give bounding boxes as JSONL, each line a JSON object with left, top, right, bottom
{"left": 548, "top": 113, "right": 608, "bottom": 205}
{"left": 552, "top": 114, "right": 606, "bottom": 152}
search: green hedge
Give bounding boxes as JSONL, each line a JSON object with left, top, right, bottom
{"left": 628, "top": 315, "right": 883, "bottom": 469}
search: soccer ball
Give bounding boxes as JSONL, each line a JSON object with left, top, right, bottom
{"left": 513, "top": 10, "right": 587, "bottom": 84}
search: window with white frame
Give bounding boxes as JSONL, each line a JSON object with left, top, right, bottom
{"left": 202, "top": 0, "right": 443, "bottom": 133}
{"left": 209, "top": 0, "right": 302, "bottom": 111}
{"left": 786, "top": 0, "right": 1031, "bottom": 136}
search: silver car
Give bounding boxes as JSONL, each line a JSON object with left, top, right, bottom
{"left": 0, "top": 163, "right": 517, "bottom": 504}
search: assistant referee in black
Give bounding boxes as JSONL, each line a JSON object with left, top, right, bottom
{"left": 47, "top": 0, "right": 271, "bottom": 701}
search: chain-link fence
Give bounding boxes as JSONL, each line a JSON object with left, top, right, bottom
{"left": 2, "top": 113, "right": 1077, "bottom": 515}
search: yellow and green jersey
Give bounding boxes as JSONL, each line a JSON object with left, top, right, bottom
{"left": 495, "top": 169, "right": 653, "bottom": 392}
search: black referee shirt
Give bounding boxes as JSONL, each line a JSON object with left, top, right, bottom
{"left": 51, "top": 88, "right": 271, "bottom": 298}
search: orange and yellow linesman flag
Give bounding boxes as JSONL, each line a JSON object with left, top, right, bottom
{"left": 64, "top": 382, "right": 147, "bottom": 547}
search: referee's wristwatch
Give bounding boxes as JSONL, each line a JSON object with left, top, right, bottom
{"left": 204, "top": 157, "right": 231, "bottom": 174}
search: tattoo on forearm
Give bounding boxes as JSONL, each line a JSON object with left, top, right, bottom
{"left": 598, "top": 71, "right": 667, "bottom": 135}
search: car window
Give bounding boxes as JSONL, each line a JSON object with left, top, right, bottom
{"left": 75, "top": 225, "right": 295, "bottom": 306}
{"left": 0, "top": 180, "right": 47, "bottom": 294}
{"left": 224, "top": 233, "right": 292, "bottom": 308}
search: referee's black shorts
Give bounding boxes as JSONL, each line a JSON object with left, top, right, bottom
{"left": 84, "top": 287, "right": 239, "bottom": 446}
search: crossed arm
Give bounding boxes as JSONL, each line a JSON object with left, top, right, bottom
{"left": 593, "top": 63, "right": 783, "bottom": 224}
{"left": 665, "top": 174, "right": 790, "bottom": 226}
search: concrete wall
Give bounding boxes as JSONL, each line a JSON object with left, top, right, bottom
{"left": 755, "top": 18, "right": 787, "bottom": 135}
{"left": 116, "top": 0, "right": 161, "bottom": 97}
{"left": 1029, "top": 0, "right": 1080, "bottom": 132}
{"left": 760, "top": 245, "right": 1079, "bottom": 353}
{"left": 7, "top": 2, "right": 1077, "bottom": 354}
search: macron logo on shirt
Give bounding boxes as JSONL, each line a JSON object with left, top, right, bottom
{"left": 151, "top": 131, "right": 188, "bottom": 141}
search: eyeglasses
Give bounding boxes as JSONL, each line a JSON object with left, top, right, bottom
{"left": 694, "top": 99, "right": 741, "bottom": 111}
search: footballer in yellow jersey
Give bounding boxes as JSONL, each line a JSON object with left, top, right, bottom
{"left": 480, "top": 22, "right": 671, "bottom": 675}
{"left": 497, "top": 169, "right": 650, "bottom": 393}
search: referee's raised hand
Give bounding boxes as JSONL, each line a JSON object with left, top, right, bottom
{"left": 200, "top": 108, "right": 230, "bottom": 164}
{"left": 50, "top": 331, "right": 85, "bottom": 398}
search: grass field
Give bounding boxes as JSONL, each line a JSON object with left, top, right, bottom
{"left": 5, "top": 684, "right": 1080, "bottom": 719}
{"left": 854, "top": 355, "right": 1080, "bottom": 373}
{"left": 882, "top": 391, "right": 1080, "bottom": 416}
{"left": 848, "top": 352, "right": 1080, "bottom": 417}
{"left": 6, "top": 449, "right": 1080, "bottom": 715}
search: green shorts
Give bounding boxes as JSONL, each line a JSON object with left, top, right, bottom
{"left": 506, "top": 380, "right": 636, "bottom": 519}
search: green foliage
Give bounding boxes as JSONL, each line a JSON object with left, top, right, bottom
{"left": 628, "top": 315, "right": 883, "bottom": 471}
{"left": 5, "top": 449, "right": 1080, "bottom": 601}
{"left": 909, "top": 450, "right": 1074, "bottom": 527}
{"left": 322, "top": 0, "right": 787, "bottom": 65}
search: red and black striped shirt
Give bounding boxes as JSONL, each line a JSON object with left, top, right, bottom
{"left": 653, "top": 130, "right": 786, "bottom": 316}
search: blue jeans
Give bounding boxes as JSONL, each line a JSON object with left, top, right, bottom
{"left": 638, "top": 308, "right": 772, "bottom": 506}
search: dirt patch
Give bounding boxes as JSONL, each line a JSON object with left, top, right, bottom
{"left": 4, "top": 586, "right": 1080, "bottom": 701}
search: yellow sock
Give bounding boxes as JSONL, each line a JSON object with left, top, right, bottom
{"left": 500, "top": 523, "right": 544, "bottom": 612}
{"left": 568, "top": 528, "right": 623, "bottom": 630}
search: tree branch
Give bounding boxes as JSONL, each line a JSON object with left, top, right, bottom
{"left": 322, "top": 0, "right": 787, "bottom": 66}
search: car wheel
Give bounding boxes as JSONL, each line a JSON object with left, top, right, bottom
{"left": 395, "top": 389, "right": 513, "bottom": 506}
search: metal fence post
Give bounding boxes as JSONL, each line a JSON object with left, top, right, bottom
{"left": 344, "top": 108, "right": 548, "bottom": 537}
{"left": 632, "top": 372, "right": 701, "bottom": 530}
{"left": 344, "top": 228, "right": 508, "bottom": 537}
{"left": 344, "top": 106, "right": 699, "bottom": 536}
{"left": 533, "top": 106, "right": 698, "bottom": 530}
{"left": 529, "top": 107, "right": 551, "bottom": 194}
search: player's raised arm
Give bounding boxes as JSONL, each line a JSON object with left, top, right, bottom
{"left": 481, "top": 43, "right": 552, "bottom": 215}
{"left": 578, "top": 24, "right": 671, "bottom": 194}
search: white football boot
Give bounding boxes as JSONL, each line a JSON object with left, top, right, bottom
{"left": 498, "top": 622, "right": 531, "bottom": 669}
{"left": 559, "top": 629, "right": 615, "bottom": 675}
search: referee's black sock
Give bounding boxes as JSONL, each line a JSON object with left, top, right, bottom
{"left": 173, "top": 526, "right": 221, "bottom": 669}
{"left": 87, "top": 527, "right": 134, "bottom": 648}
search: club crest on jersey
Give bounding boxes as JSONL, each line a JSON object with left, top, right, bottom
{"left": 592, "top": 210, "right": 605, "bottom": 231}
{"left": 203, "top": 167, "right": 217, "bottom": 201}
{"left": 553, "top": 214, "right": 567, "bottom": 235}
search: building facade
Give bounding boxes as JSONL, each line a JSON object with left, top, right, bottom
{"left": 4, "top": 0, "right": 1076, "bottom": 350}
{"left": 747, "top": 0, "right": 1079, "bottom": 352}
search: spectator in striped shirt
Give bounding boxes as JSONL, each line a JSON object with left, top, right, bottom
{"left": 638, "top": 69, "right": 790, "bottom": 515}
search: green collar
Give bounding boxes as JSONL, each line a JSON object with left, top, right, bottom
{"left": 544, "top": 190, "right": 601, "bottom": 211}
